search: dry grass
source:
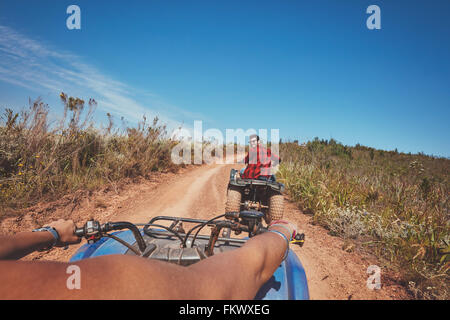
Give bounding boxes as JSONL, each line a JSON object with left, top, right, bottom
{"left": 0, "top": 94, "right": 181, "bottom": 210}
{"left": 278, "top": 138, "right": 449, "bottom": 299}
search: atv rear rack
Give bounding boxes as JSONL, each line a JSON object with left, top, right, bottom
{"left": 229, "top": 178, "right": 285, "bottom": 192}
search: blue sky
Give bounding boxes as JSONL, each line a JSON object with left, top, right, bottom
{"left": 0, "top": 0, "right": 449, "bottom": 157}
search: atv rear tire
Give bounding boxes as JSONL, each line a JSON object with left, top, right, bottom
{"left": 266, "top": 192, "right": 284, "bottom": 224}
{"left": 225, "top": 187, "right": 242, "bottom": 213}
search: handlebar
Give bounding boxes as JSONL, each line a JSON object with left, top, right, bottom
{"left": 74, "top": 211, "right": 305, "bottom": 257}
{"left": 75, "top": 221, "right": 147, "bottom": 253}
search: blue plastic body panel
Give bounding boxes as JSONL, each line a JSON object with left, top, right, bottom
{"left": 254, "top": 250, "right": 309, "bottom": 300}
{"left": 70, "top": 230, "right": 309, "bottom": 300}
{"left": 70, "top": 231, "right": 136, "bottom": 261}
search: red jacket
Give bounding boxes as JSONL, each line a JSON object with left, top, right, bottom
{"left": 242, "top": 145, "right": 280, "bottom": 179}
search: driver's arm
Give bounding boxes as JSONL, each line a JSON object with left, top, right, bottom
{"left": 0, "top": 220, "right": 80, "bottom": 260}
{"left": 0, "top": 223, "right": 294, "bottom": 300}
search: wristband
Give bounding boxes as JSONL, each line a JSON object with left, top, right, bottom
{"left": 270, "top": 220, "right": 296, "bottom": 239}
{"left": 270, "top": 224, "right": 293, "bottom": 241}
{"left": 270, "top": 220, "right": 290, "bottom": 225}
{"left": 268, "top": 230, "right": 289, "bottom": 261}
{"left": 32, "top": 226, "right": 60, "bottom": 251}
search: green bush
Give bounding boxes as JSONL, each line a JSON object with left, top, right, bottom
{"left": 278, "top": 139, "right": 449, "bottom": 299}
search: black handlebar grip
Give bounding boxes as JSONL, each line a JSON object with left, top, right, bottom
{"left": 74, "top": 227, "right": 85, "bottom": 238}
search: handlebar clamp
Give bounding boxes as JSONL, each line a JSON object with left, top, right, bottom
{"left": 75, "top": 220, "right": 103, "bottom": 244}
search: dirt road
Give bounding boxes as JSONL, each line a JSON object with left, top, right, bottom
{"left": 2, "top": 163, "right": 411, "bottom": 299}
{"left": 114, "top": 164, "right": 230, "bottom": 223}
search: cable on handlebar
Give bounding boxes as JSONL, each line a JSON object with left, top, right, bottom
{"left": 143, "top": 223, "right": 186, "bottom": 244}
{"left": 181, "top": 215, "right": 224, "bottom": 248}
{"left": 104, "top": 234, "right": 141, "bottom": 255}
{"left": 108, "top": 222, "right": 147, "bottom": 253}
{"left": 188, "top": 214, "right": 226, "bottom": 248}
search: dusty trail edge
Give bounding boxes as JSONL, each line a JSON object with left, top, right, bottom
{"left": 0, "top": 163, "right": 412, "bottom": 300}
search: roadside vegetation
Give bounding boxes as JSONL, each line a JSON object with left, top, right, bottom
{"left": 2, "top": 95, "right": 448, "bottom": 299}
{"left": 0, "top": 94, "right": 180, "bottom": 211}
{"left": 278, "top": 139, "right": 449, "bottom": 299}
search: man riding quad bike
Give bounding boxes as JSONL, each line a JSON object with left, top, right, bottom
{"left": 226, "top": 134, "right": 284, "bottom": 224}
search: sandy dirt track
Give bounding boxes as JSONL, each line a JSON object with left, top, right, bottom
{"left": 1, "top": 163, "right": 411, "bottom": 299}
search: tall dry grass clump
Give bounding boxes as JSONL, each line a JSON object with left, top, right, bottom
{"left": 0, "top": 94, "right": 179, "bottom": 210}
{"left": 278, "top": 138, "right": 449, "bottom": 299}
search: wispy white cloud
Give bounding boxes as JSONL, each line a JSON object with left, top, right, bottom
{"left": 0, "top": 25, "right": 198, "bottom": 132}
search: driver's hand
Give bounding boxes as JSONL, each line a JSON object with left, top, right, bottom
{"left": 44, "top": 219, "right": 81, "bottom": 247}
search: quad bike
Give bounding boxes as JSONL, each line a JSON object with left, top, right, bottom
{"left": 226, "top": 169, "right": 285, "bottom": 225}
{"left": 70, "top": 210, "right": 309, "bottom": 300}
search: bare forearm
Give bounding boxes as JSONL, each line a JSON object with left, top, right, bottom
{"left": 187, "top": 229, "right": 288, "bottom": 299}
{"left": 0, "top": 228, "right": 290, "bottom": 299}
{"left": 0, "top": 255, "right": 192, "bottom": 300}
{"left": 0, "top": 232, "right": 55, "bottom": 260}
